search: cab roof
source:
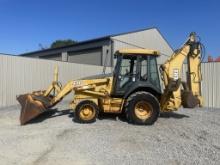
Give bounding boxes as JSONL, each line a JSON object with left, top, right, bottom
{"left": 116, "top": 49, "right": 160, "bottom": 56}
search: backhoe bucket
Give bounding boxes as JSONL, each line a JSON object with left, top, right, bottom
{"left": 17, "top": 94, "right": 51, "bottom": 125}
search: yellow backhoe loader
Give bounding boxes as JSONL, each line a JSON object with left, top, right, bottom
{"left": 17, "top": 32, "right": 203, "bottom": 125}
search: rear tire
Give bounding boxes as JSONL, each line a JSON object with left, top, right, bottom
{"left": 74, "top": 100, "right": 99, "bottom": 123}
{"left": 125, "top": 92, "right": 160, "bottom": 125}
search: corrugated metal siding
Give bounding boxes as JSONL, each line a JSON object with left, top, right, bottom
{"left": 111, "top": 28, "right": 173, "bottom": 65}
{"left": 199, "top": 63, "right": 220, "bottom": 108}
{"left": 0, "top": 55, "right": 109, "bottom": 107}
{"left": 182, "top": 62, "right": 220, "bottom": 108}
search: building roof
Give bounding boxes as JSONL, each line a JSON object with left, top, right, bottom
{"left": 0, "top": 53, "right": 17, "bottom": 57}
{"left": 21, "top": 27, "right": 173, "bottom": 56}
{"left": 21, "top": 36, "right": 110, "bottom": 56}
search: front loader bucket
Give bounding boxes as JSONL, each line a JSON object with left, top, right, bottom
{"left": 17, "top": 94, "right": 51, "bottom": 125}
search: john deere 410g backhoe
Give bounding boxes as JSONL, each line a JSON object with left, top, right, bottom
{"left": 17, "top": 32, "right": 203, "bottom": 125}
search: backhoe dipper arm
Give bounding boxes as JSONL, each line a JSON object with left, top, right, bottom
{"left": 186, "top": 42, "right": 203, "bottom": 106}
{"left": 160, "top": 32, "right": 203, "bottom": 112}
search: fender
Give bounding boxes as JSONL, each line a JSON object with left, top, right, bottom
{"left": 123, "top": 83, "right": 162, "bottom": 100}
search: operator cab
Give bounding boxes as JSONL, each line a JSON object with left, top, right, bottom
{"left": 112, "top": 49, "right": 161, "bottom": 97}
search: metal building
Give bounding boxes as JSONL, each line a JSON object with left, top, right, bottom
{"left": 21, "top": 27, "right": 173, "bottom": 66}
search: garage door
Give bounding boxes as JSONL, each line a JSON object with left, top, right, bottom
{"left": 68, "top": 48, "right": 102, "bottom": 66}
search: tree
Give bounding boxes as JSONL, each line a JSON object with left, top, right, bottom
{"left": 50, "top": 39, "right": 77, "bottom": 48}
{"left": 38, "top": 43, "right": 48, "bottom": 50}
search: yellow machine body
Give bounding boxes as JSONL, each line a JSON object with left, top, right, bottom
{"left": 17, "top": 32, "right": 204, "bottom": 125}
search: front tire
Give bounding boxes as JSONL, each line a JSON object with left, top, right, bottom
{"left": 74, "top": 100, "right": 99, "bottom": 123}
{"left": 125, "top": 92, "right": 160, "bottom": 125}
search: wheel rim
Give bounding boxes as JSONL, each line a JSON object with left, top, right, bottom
{"left": 134, "top": 101, "right": 153, "bottom": 120}
{"left": 79, "top": 104, "right": 96, "bottom": 121}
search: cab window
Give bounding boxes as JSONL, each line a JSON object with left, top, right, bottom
{"left": 119, "top": 56, "right": 137, "bottom": 76}
{"left": 149, "top": 56, "right": 160, "bottom": 89}
{"left": 118, "top": 55, "right": 137, "bottom": 89}
{"left": 140, "top": 56, "right": 148, "bottom": 81}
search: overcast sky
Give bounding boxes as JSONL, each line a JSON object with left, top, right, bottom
{"left": 0, "top": 0, "right": 219, "bottom": 58}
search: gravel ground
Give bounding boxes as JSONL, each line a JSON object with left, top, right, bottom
{"left": 0, "top": 103, "right": 219, "bottom": 165}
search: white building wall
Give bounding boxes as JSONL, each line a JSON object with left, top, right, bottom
{"left": 111, "top": 28, "right": 173, "bottom": 65}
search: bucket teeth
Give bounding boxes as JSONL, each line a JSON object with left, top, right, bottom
{"left": 17, "top": 94, "right": 51, "bottom": 125}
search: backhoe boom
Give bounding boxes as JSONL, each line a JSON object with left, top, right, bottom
{"left": 160, "top": 32, "right": 203, "bottom": 112}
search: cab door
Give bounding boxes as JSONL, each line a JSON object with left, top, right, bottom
{"left": 114, "top": 55, "right": 138, "bottom": 96}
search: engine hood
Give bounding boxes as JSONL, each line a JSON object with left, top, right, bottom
{"left": 81, "top": 73, "right": 113, "bottom": 80}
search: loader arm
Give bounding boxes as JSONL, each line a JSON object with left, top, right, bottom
{"left": 17, "top": 68, "right": 110, "bottom": 125}
{"left": 48, "top": 79, "right": 110, "bottom": 106}
{"left": 160, "top": 32, "right": 203, "bottom": 112}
